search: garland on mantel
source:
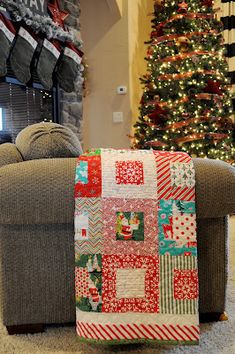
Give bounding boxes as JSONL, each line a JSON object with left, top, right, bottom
{"left": 0, "top": 0, "right": 82, "bottom": 48}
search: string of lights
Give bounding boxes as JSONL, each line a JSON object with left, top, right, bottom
{"left": 133, "top": 0, "right": 234, "bottom": 164}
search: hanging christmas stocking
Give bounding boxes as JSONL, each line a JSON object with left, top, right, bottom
{"left": 9, "top": 27, "right": 38, "bottom": 84}
{"left": 0, "top": 13, "right": 16, "bottom": 77}
{"left": 35, "top": 39, "right": 61, "bottom": 90}
{"left": 56, "top": 43, "right": 83, "bottom": 92}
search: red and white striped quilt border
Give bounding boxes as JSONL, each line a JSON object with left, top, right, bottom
{"left": 77, "top": 321, "right": 199, "bottom": 342}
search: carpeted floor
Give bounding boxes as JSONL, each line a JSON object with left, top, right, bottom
{"left": 0, "top": 217, "right": 234, "bottom": 354}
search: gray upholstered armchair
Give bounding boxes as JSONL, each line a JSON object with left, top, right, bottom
{"left": 0, "top": 123, "right": 235, "bottom": 335}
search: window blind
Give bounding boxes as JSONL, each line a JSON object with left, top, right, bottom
{"left": 0, "top": 82, "right": 53, "bottom": 141}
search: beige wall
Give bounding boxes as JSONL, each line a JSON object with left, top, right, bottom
{"left": 128, "top": 0, "right": 153, "bottom": 135}
{"left": 116, "top": 0, "right": 123, "bottom": 14}
{"left": 80, "top": 0, "right": 153, "bottom": 149}
{"left": 106, "top": 0, "right": 123, "bottom": 16}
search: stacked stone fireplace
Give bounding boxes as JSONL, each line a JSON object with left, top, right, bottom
{"left": 60, "top": 0, "right": 83, "bottom": 142}
{"left": 0, "top": 0, "right": 83, "bottom": 143}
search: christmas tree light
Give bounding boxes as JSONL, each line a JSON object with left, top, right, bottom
{"left": 133, "top": 0, "right": 235, "bottom": 164}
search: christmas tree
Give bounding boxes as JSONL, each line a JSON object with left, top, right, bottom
{"left": 133, "top": 0, "right": 235, "bottom": 164}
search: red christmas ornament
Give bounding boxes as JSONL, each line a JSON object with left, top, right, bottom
{"left": 178, "top": 1, "right": 188, "bottom": 13}
{"left": 157, "top": 25, "right": 164, "bottom": 37}
{"left": 144, "top": 140, "right": 167, "bottom": 147}
{"left": 204, "top": 79, "right": 222, "bottom": 95}
{"left": 147, "top": 47, "right": 154, "bottom": 56}
{"left": 48, "top": 0, "right": 69, "bottom": 29}
{"left": 201, "top": 0, "right": 213, "bottom": 7}
{"left": 150, "top": 31, "right": 156, "bottom": 38}
{"left": 140, "top": 95, "right": 145, "bottom": 105}
{"left": 151, "top": 24, "right": 164, "bottom": 38}
{"left": 148, "top": 104, "right": 168, "bottom": 125}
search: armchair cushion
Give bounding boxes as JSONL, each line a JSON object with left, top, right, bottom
{"left": 15, "top": 122, "right": 83, "bottom": 161}
{"left": 0, "top": 143, "right": 23, "bottom": 168}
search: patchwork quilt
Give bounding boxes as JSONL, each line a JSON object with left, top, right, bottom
{"left": 74, "top": 149, "right": 199, "bottom": 344}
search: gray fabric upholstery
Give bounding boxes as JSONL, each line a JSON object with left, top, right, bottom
{"left": 0, "top": 143, "right": 23, "bottom": 168}
{"left": 197, "top": 217, "right": 228, "bottom": 313}
{"left": 0, "top": 224, "right": 75, "bottom": 326}
{"left": 0, "top": 158, "right": 77, "bottom": 225}
{"left": 193, "top": 158, "right": 235, "bottom": 218}
{"left": 15, "top": 122, "right": 83, "bottom": 160}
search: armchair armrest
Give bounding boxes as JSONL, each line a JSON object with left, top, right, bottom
{"left": 0, "top": 158, "right": 77, "bottom": 225}
{"left": 0, "top": 143, "right": 23, "bottom": 168}
{"left": 193, "top": 158, "right": 235, "bottom": 218}
{"left": 0, "top": 156, "right": 234, "bottom": 226}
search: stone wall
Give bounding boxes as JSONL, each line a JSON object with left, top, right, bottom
{"left": 59, "top": 0, "right": 83, "bottom": 141}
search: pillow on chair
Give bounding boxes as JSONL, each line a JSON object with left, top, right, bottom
{"left": 0, "top": 143, "right": 23, "bottom": 168}
{"left": 16, "top": 122, "right": 83, "bottom": 160}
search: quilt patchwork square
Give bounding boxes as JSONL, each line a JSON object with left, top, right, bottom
{"left": 170, "top": 162, "right": 195, "bottom": 188}
{"left": 172, "top": 205, "right": 196, "bottom": 246}
{"left": 103, "top": 198, "right": 158, "bottom": 255}
{"left": 158, "top": 200, "right": 197, "bottom": 256}
{"left": 75, "top": 154, "right": 102, "bottom": 198}
{"left": 173, "top": 269, "right": 199, "bottom": 300}
{"left": 116, "top": 211, "right": 144, "bottom": 241}
{"left": 75, "top": 267, "right": 90, "bottom": 298}
{"left": 75, "top": 210, "right": 89, "bottom": 240}
{"left": 159, "top": 256, "right": 198, "bottom": 314}
{"left": 75, "top": 198, "right": 103, "bottom": 254}
{"left": 115, "top": 160, "right": 144, "bottom": 185}
{"left": 75, "top": 160, "right": 88, "bottom": 184}
{"left": 75, "top": 254, "right": 102, "bottom": 312}
{"left": 102, "top": 255, "right": 159, "bottom": 313}
{"left": 116, "top": 269, "right": 146, "bottom": 298}
{"left": 154, "top": 151, "right": 195, "bottom": 201}
{"left": 102, "top": 149, "right": 157, "bottom": 199}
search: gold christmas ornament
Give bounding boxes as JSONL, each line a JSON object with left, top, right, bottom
{"left": 176, "top": 36, "right": 191, "bottom": 53}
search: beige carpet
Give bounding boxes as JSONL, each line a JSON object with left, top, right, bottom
{"left": 0, "top": 217, "right": 234, "bottom": 354}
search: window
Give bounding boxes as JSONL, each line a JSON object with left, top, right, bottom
{"left": 0, "top": 108, "right": 2, "bottom": 131}
{"left": 0, "top": 82, "right": 54, "bottom": 141}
